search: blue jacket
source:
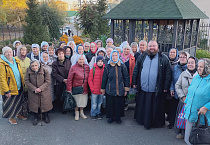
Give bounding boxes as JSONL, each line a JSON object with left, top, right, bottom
{"left": 170, "top": 63, "right": 187, "bottom": 99}
{"left": 184, "top": 74, "right": 210, "bottom": 125}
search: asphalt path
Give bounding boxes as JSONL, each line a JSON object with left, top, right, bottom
{"left": 0, "top": 96, "right": 186, "bottom": 145}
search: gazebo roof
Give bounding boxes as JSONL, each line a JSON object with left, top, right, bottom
{"left": 103, "top": 0, "right": 208, "bottom": 20}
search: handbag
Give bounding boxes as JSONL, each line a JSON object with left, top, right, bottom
{"left": 62, "top": 90, "right": 76, "bottom": 111}
{"left": 189, "top": 114, "right": 210, "bottom": 144}
{"left": 176, "top": 104, "right": 186, "bottom": 129}
{"left": 72, "top": 66, "right": 85, "bottom": 95}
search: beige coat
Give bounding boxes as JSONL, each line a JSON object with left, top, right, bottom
{"left": 25, "top": 65, "right": 53, "bottom": 113}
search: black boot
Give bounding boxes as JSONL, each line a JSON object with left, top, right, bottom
{"left": 44, "top": 112, "right": 50, "bottom": 124}
{"left": 32, "top": 113, "right": 38, "bottom": 125}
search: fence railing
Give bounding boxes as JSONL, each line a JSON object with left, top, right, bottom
{"left": 0, "top": 25, "right": 24, "bottom": 42}
{"left": 198, "top": 23, "right": 210, "bottom": 51}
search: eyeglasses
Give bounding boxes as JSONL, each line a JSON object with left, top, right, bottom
{"left": 179, "top": 56, "right": 187, "bottom": 59}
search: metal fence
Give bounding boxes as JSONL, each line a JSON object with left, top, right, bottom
{"left": 0, "top": 25, "right": 24, "bottom": 42}
{"left": 198, "top": 23, "right": 210, "bottom": 50}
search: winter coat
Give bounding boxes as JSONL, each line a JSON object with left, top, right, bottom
{"left": 128, "top": 54, "right": 135, "bottom": 86}
{"left": 52, "top": 58, "right": 71, "bottom": 96}
{"left": 184, "top": 74, "right": 210, "bottom": 125}
{"left": 86, "top": 51, "right": 96, "bottom": 63}
{"left": 101, "top": 61, "right": 130, "bottom": 96}
{"left": 132, "top": 52, "right": 171, "bottom": 96}
{"left": 88, "top": 63, "right": 105, "bottom": 94}
{"left": 175, "top": 70, "right": 198, "bottom": 102}
{"left": 67, "top": 63, "right": 90, "bottom": 94}
{"left": 14, "top": 56, "right": 30, "bottom": 77}
{"left": 25, "top": 65, "right": 53, "bottom": 113}
{"left": 0, "top": 57, "right": 25, "bottom": 95}
{"left": 89, "top": 47, "right": 106, "bottom": 69}
{"left": 170, "top": 63, "right": 187, "bottom": 99}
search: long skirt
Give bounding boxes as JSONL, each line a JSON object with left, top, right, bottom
{"left": 2, "top": 91, "right": 22, "bottom": 118}
{"left": 174, "top": 100, "right": 185, "bottom": 136}
{"left": 135, "top": 90, "right": 165, "bottom": 129}
{"left": 106, "top": 94, "right": 124, "bottom": 119}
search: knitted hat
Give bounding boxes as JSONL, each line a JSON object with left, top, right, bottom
{"left": 96, "top": 55, "right": 104, "bottom": 63}
{"left": 2, "top": 46, "right": 13, "bottom": 55}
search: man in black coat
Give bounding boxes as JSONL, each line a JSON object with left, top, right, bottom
{"left": 132, "top": 40, "right": 171, "bottom": 129}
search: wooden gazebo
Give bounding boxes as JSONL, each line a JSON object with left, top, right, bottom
{"left": 103, "top": 0, "right": 208, "bottom": 52}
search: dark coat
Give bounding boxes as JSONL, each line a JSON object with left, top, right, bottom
{"left": 101, "top": 61, "right": 130, "bottom": 96}
{"left": 67, "top": 63, "right": 90, "bottom": 94}
{"left": 132, "top": 51, "right": 172, "bottom": 96}
{"left": 52, "top": 58, "right": 71, "bottom": 96}
{"left": 25, "top": 65, "right": 53, "bottom": 113}
{"left": 86, "top": 51, "right": 95, "bottom": 63}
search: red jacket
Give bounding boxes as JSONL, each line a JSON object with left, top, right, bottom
{"left": 67, "top": 63, "right": 90, "bottom": 94}
{"left": 88, "top": 63, "right": 105, "bottom": 94}
{"left": 129, "top": 55, "right": 135, "bottom": 86}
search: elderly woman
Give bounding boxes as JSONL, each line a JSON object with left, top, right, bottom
{"left": 63, "top": 46, "right": 73, "bottom": 60}
{"left": 184, "top": 58, "right": 210, "bottom": 145}
{"left": 52, "top": 48, "right": 71, "bottom": 114}
{"left": 134, "top": 40, "right": 147, "bottom": 61}
{"left": 13, "top": 40, "right": 21, "bottom": 56}
{"left": 174, "top": 56, "right": 198, "bottom": 139}
{"left": 58, "top": 41, "right": 67, "bottom": 49}
{"left": 168, "top": 52, "right": 189, "bottom": 129}
{"left": 115, "top": 47, "right": 122, "bottom": 55}
{"left": 15, "top": 45, "right": 31, "bottom": 117}
{"left": 131, "top": 42, "right": 139, "bottom": 55}
{"left": 67, "top": 41, "right": 76, "bottom": 53}
{"left": 0, "top": 47, "right": 25, "bottom": 124}
{"left": 95, "top": 40, "right": 103, "bottom": 48}
{"left": 101, "top": 50, "right": 130, "bottom": 124}
{"left": 41, "top": 41, "right": 49, "bottom": 52}
{"left": 25, "top": 60, "right": 53, "bottom": 125}
{"left": 71, "top": 44, "right": 85, "bottom": 64}
{"left": 89, "top": 47, "right": 106, "bottom": 69}
{"left": 86, "top": 42, "right": 98, "bottom": 63}
{"left": 47, "top": 46, "right": 57, "bottom": 62}
{"left": 67, "top": 55, "right": 90, "bottom": 121}
{"left": 27, "top": 44, "right": 41, "bottom": 61}
{"left": 84, "top": 42, "right": 90, "bottom": 55}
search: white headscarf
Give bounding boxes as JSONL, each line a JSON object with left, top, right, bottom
{"left": 71, "top": 54, "right": 89, "bottom": 67}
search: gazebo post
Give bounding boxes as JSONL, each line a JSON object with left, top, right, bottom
{"left": 141, "top": 20, "right": 145, "bottom": 40}
{"left": 188, "top": 19, "right": 194, "bottom": 47}
{"left": 129, "top": 19, "right": 136, "bottom": 44}
{"left": 181, "top": 20, "right": 187, "bottom": 50}
{"left": 111, "top": 19, "right": 115, "bottom": 41}
{"left": 194, "top": 19, "right": 200, "bottom": 47}
{"left": 148, "top": 20, "right": 153, "bottom": 41}
{"left": 122, "top": 20, "right": 126, "bottom": 41}
{"left": 172, "top": 20, "right": 178, "bottom": 48}
{"left": 157, "top": 20, "right": 160, "bottom": 42}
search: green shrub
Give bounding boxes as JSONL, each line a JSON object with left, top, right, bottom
{"left": 196, "top": 49, "right": 210, "bottom": 59}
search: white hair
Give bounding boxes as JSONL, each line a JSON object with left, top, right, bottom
{"left": 139, "top": 40, "right": 147, "bottom": 46}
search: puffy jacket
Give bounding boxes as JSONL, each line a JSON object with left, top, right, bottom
{"left": 89, "top": 47, "right": 106, "bottom": 69}
{"left": 175, "top": 70, "right": 198, "bottom": 102}
{"left": 14, "top": 56, "right": 30, "bottom": 77}
{"left": 184, "top": 74, "right": 210, "bottom": 125}
{"left": 67, "top": 63, "right": 90, "bottom": 94}
{"left": 128, "top": 54, "right": 135, "bottom": 86}
{"left": 0, "top": 57, "right": 25, "bottom": 95}
{"left": 88, "top": 63, "right": 105, "bottom": 94}
{"left": 101, "top": 61, "right": 130, "bottom": 96}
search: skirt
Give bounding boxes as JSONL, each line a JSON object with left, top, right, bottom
{"left": 2, "top": 91, "right": 22, "bottom": 118}
{"left": 73, "top": 94, "right": 88, "bottom": 108}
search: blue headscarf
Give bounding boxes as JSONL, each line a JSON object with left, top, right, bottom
{"left": 108, "top": 50, "right": 123, "bottom": 64}
{"left": 76, "top": 44, "right": 84, "bottom": 54}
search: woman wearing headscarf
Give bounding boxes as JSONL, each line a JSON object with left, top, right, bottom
{"left": 63, "top": 46, "right": 73, "bottom": 60}
{"left": 105, "top": 47, "right": 113, "bottom": 63}
{"left": 47, "top": 46, "right": 57, "bottom": 62}
{"left": 15, "top": 45, "right": 31, "bottom": 117}
{"left": 41, "top": 41, "right": 49, "bottom": 52}
{"left": 184, "top": 58, "right": 210, "bottom": 145}
{"left": 71, "top": 44, "right": 85, "bottom": 64}
{"left": 101, "top": 50, "right": 130, "bottom": 124}
{"left": 131, "top": 42, "right": 139, "bottom": 56}
{"left": 168, "top": 52, "right": 189, "bottom": 129}
{"left": 89, "top": 47, "right": 106, "bottom": 69}
{"left": 25, "top": 60, "right": 53, "bottom": 125}
{"left": 95, "top": 40, "right": 103, "bottom": 48}
{"left": 115, "top": 47, "right": 122, "bottom": 55}
{"left": 13, "top": 40, "right": 21, "bottom": 56}
{"left": 27, "top": 44, "right": 41, "bottom": 61}
{"left": 86, "top": 42, "right": 98, "bottom": 63}
{"left": 120, "top": 45, "right": 135, "bottom": 110}
{"left": 67, "top": 55, "right": 90, "bottom": 121}
{"left": 67, "top": 41, "right": 76, "bottom": 53}
{"left": 106, "top": 38, "right": 114, "bottom": 48}
{"left": 0, "top": 46, "right": 25, "bottom": 124}
{"left": 83, "top": 42, "right": 90, "bottom": 55}
{"left": 174, "top": 56, "right": 198, "bottom": 139}
{"left": 52, "top": 48, "right": 71, "bottom": 114}
{"left": 168, "top": 48, "right": 179, "bottom": 70}
{"left": 58, "top": 41, "right": 67, "bottom": 49}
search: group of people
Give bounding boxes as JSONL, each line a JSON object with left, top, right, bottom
{"left": 0, "top": 38, "right": 209, "bottom": 145}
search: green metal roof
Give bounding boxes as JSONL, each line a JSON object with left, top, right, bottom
{"left": 103, "top": 0, "right": 209, "bottom": 20}
{"left": 66, "top": 11, "right": 77, "bottom": 17}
